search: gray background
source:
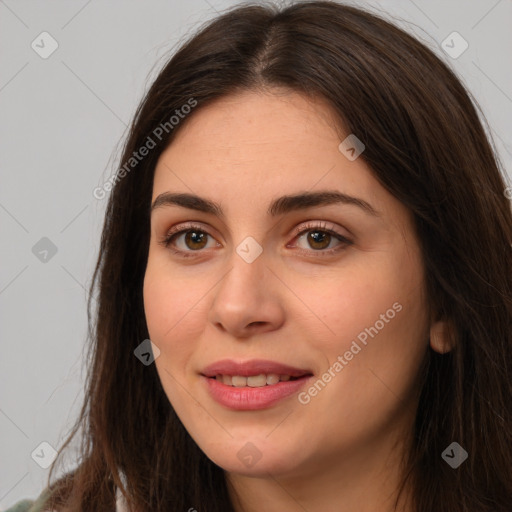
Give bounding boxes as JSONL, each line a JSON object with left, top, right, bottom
{"left": 1, "top": 0, "right": 511, "bottom": 508}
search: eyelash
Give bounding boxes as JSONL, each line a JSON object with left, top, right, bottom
{"left": 158, "top": 221, "right": 353, "bottom": 259}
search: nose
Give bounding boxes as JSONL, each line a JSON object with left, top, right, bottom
{"left": 207, "top": 249, "right": 286, "bottom": 339}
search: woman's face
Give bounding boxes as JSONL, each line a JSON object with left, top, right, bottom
{"left": 143, "top": 89, "right": 430, "bottom": 479}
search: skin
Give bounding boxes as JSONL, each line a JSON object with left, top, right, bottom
{"left": 143, "top": 89, "right": 450, "bottom": 512}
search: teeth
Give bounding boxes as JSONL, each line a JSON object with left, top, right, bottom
{"left": 232, "top": 376, "right": 247, "bottom": 387}
{"left": 247, "top": 374, "right": 267, "bottom": 387}
{"left": 214, "top": 373, "right": 297, "bottom": 387}
{"left": 266, "top": 373, "right": 280, "bottom": 385}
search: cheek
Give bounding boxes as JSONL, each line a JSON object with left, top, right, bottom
{"left": 301, "top": 249, "right": 428, "bottom": 423}
{"left": 142, "top": 260, "right": 205, "bottom": 414}
{"left": 142, "top": 258, "right": 203, "bottom": 362}
{"left": 303, "top": 255, "right": 424, "bottom": 354}
{"left": 300, "top": 246, "right": 428, "bottom": 399}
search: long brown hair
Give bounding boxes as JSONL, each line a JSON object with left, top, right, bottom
{"left": 44, "top": 2, "right": 512, "bottom": 510}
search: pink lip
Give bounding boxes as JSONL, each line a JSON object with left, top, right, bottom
{"left": 203, "top": 376, "right": 313, "bottom": 410}
{"left": 200, "top": 359, "right": 313, "bottom": 410}
{"left": 201, "top": 358, "right": 311, "bottom": 378}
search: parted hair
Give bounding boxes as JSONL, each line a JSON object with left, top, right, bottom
{"left": 44, "top": 2, "right": 512, "bottom": 511}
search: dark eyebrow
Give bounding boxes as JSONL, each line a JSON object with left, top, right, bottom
{"left": 150, "top": 190, "right": 380, "bottom": 218}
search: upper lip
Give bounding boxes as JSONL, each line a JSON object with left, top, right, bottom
{"left": 201, "top": 359, "right": 313, "bottom": 378}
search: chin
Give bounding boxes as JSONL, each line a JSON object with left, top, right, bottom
{"left": 199, "top": 436, "right": 304, "bottom": 477}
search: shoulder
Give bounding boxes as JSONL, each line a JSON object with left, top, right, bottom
{"left": 3, "top": 499, "right": 34, "bottom": 512}
{"left": 4, "top": 489, "right": 52, "bottom": 512}
{"left": 4, "top": 486, "right": 127, "bottom": 512}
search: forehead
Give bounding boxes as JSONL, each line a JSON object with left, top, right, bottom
{"left": 150, "top": 91, "right": 420, "bottom": 255}
{"left": 150, "top": 90, "right": 411, "bottom": 232}
{"left": 166, "top": 90, "right": 341, "bottom": 150}
{"left": 153, "top": 91, "right": 369, "bottom": 192}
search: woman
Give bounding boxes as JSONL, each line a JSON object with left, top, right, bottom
{"left": 8, "top": 1, "right": 511, "bottom": 511}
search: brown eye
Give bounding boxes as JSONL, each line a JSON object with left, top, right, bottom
{"left": 183, "top": 230, "right": 208, "bottom": 250}
{"left": 290, "top": 221, "right": 353, "bottom": 257}
{"left": 161, "top": 224, "right": 217, "bottom": 256}
{"left": 306, "top": 230, "right": 332, "bottom": 250}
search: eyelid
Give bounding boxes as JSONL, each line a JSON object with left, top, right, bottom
{"left": 288, "top": 220, "right": 349, "bottom": 240}
{"left": 159, "top": 220, "right": 352, "bottom": 257}
{"left": 159, "top": 221, "right": 220, "bottom": 256}
{"left": 162, "top": 220, "right": 349, "bottom": 240}
{"left": 164, "top": 221, "right": 214, "bottom": 238}
{"left": 286, "top": 220, "right": 353, "bottom": 257}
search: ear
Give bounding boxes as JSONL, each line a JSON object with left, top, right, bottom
{"left": 429, "top": 320, "right": 456, "bottom": 354}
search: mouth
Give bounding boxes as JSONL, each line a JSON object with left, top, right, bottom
{"left": 207, "top": 373, "right": 305, "bottom": 387}
{"left": 201, "top": 358, "right": 312, "bottom": 381}
{"left": 200, "top": 359, "right": 314, "bottom": 410}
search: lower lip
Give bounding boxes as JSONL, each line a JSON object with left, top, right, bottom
{"left": 202, "top": 375, "right": 312, "bottom": 410}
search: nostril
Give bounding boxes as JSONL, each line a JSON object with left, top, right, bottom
{"left": 248, "top": 321, "right": 266, "bottom": 328}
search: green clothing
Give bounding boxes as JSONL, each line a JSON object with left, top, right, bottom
{"left": 3, "top": 499, "right": 33, "bottom": 512}
{"left": 4, "top": 490, "right": 50, "bottom": 512}
{"left": 4, "top": 487, "right": 126, "bottom": 511}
